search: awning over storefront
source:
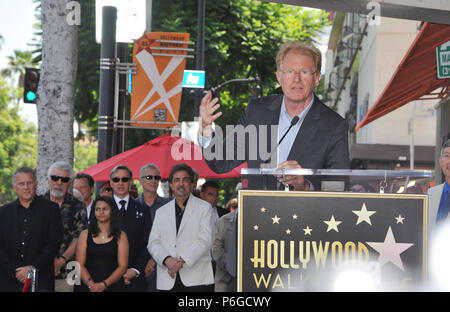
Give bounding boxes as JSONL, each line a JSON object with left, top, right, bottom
{"left": 355, "top": 22, "right": 450, "bottom": 131}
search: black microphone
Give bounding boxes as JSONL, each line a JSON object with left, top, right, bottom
{"left": 262, "top": 116, "right": 300, "bottom": 164}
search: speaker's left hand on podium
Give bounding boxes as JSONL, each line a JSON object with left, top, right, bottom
{"left": 276, "top": 160, "right": 309, "bottom": 191}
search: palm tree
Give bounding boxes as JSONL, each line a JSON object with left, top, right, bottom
{"left": 36, "top": 0, "right": 78, "bottom": 195}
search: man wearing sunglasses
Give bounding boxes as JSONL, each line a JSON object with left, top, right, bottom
{"left": 137, "top": 164, "right": 171, "bottom": 291}
{"left": 110, "top": 165, "right": 151, "bottom": 291}
{"left": 44, "top": 160, "right": 87, "bottom": 292}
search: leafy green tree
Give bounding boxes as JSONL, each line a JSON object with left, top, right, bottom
{"left": 152, "top": 0, "right": 330, "bottom": 129}
{"left": 151, "top": 0, "right": 330, "bottom": 201}
{"left": 74, "top": 0, "right": 100, "bottom": 139}
{"left": 73, "top": 140, "right": 98, "bottom": 173}
{"left": 0, "top": 76, "right": 37, "bottom": 204}
{"left": 1, "top": 50, "right": 39, "bottom": 105}
{"left": 36, "top": 0, "right": 78, "bottom": 195}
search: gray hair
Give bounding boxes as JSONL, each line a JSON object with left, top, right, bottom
{"left": 47, "top": 160, "right": 74, "bottom": 180}
{"left": 139, "top": 163, "right": 160, "bottom": 177}
{"left": 110, "top": 165, "right": 133, "bottom": 179}
{"left": 276, "top": 40, "right": 322, "bottom": 74}
{"left": 13, "top": 166, "right": 36, "bottom": 185}
{"left": 441, "top": 139, "right": 450, "bottom": 156}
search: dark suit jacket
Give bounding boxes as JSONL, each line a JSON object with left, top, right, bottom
{"left": 137, "top": 195, "right": 172, "bottom": 229}
{"left": 119, "top": 197, "right": 151, "bottom": 291}
{"left": 204, "top": 94, "right": 350, "bottom": 189}
{"left": 216, "top": 205, "right": 230, "bottom": 218}
{"left": 0, "top": 196, "right": 63, "bottom": 291}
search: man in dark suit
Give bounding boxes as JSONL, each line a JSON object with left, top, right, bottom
{"left": 110, "top": 165, "right": 151, "bottom": 291}
{"left": 74, "top": 173, "right": 95, "bottom": 224}
{"left": 0, "top": 167, "right": 63, "bottom": 291}
{"left": 199, "top": 40, "right": 349, "bottom": 190}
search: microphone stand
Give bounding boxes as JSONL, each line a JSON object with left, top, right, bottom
{"left": 261, "top": 116, "right": 300, "bottom": 190}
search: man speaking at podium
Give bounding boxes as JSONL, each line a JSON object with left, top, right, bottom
{"left": 199, "top": 40, "right": 350, "bottom": 190}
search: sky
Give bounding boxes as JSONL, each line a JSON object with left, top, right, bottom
{"left": 0, "top": 0, "right": 37, "bottom": 124}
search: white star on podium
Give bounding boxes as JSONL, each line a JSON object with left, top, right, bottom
{"left": 272, "top": 215, "right": 281, "bottom": 224}
{"left": 324, "top": 215, "right": 342, "bottom": 232}
{"left": 303, "top": 226, "right": 312, "bottom": 236}
{"left": 395, "top": 214, "right": 405, "bottom": 224}
{"left": 366, "top": 226, "right": 414, "bottom": 271}
{"left": 352, "top": 203, "right": 376, "bottom": 225}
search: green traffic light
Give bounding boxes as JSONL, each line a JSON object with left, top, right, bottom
{"left": 26, "top": 91, "right": 36, "bottom": 102}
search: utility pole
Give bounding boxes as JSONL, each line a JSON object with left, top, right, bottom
{"left": 115, "top": 43, "right": 129, "bottom": 155}
{"left": 194, "top": 0, "right": 206, "bottom": 118}
{"left": 98, "top": 6, "right": 117, "bottom": 163}
{"left": 146, "top": 0, "right": 152, "bottom": 32}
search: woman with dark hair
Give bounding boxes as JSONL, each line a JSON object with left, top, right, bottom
{"left": 75, "top": 196, "right": 129, "bottom": 292}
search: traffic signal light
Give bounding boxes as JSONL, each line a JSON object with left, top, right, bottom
{"left": 23, "top": 67, "right": 40, "bottom": 104}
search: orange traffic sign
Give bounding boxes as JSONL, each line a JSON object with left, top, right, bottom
{"left": 130, "top": 32, "right": 192, "bottom": 128}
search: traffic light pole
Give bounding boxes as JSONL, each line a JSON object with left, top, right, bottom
{"left": 194, "top": 0, "right": 205, "bottom": 118}
{"left": 98, "top": 6, "right": 117, "bottom": 164}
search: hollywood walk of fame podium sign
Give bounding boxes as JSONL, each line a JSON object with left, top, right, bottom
{"left": 237, "top": 190, "right": 427, "bottom": 292}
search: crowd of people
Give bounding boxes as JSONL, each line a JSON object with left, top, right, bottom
{"left": 1, "top": 38, "right": 448, "bottom": 292}
{"left": 0, "top": 161, "right": 239, "bottom": 292}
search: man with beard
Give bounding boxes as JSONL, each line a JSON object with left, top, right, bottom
{"left": 44, "top": 161, "right": 87, "bottom": 292}
{"left": 148, "top": 163, "right": 214, "bottom": 291}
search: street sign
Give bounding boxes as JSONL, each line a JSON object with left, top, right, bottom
{"left": 238, "top": 191, "right": 427, "bottom": 292}
{"left": 182, "top": 70, "right": 205, "bottom": 88}
{"left": 436, "top": 40, "right": 450, "bottom": 79}
{"left": 130, "top": 32, "right": 193, "bottom": 129}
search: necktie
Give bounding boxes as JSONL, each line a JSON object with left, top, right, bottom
{"left": 119, "top": 200, "right": 126, "bottom": 218}
{"left": 437, "top": 190, "right": 450, "bottom": 223}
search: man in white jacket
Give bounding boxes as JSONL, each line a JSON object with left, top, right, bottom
{"left": 148, "top": 163, "right": 214, "bottom": 291}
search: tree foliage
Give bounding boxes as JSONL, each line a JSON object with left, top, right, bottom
{"left": 151, "top": 0, "right": 330, "bottom": 204}
{"left": 0, "top": 76, "right": 37, "bottom": 204}
{"left": 151, "top": 0, "right": 329, "bottom": 129}
{"left": 73, "top": 140, "right": 98, "bottom": 173}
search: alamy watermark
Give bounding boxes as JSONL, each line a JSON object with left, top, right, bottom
{"left": 66, "top": 1, "right": 81, "bottom": 26}
{"left": 170, "top": 121, "right": 280, "bottom": 167}
{"left": 366, "top": 1, "right": 381, "bottom": 26}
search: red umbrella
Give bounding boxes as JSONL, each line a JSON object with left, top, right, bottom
{"left": 79, "top": 133, "right": 246, "bottom": 181}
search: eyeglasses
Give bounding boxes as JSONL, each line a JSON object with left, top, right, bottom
{"left": 280, "top": 69, "right": 316, "bottom": 79}
{"left": 231, "top": 205, "right": 238, "bottom": 209}
{"left": 111, "top": 177, "right": 131, "bottom": 183}
{"left": 141, "top": 175, "right": 161, "bottom": 181}
{"left": 50, "top": 175, "right": 71, "bottom": 183}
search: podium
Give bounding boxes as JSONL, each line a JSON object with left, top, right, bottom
{"left": 237, "top": 169, "right": 431, "bottom": 291}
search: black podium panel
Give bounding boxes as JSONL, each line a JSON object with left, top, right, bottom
{"left": 238, "top": 191, "right": 427, "bottom": 292}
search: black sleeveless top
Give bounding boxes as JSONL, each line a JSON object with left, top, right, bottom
{"left": 75, "top": 231, "right": 124, "bottom": 292}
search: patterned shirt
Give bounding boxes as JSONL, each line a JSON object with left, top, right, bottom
{"left": 44, "top": 192, "right": 87, "bottom": 278}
